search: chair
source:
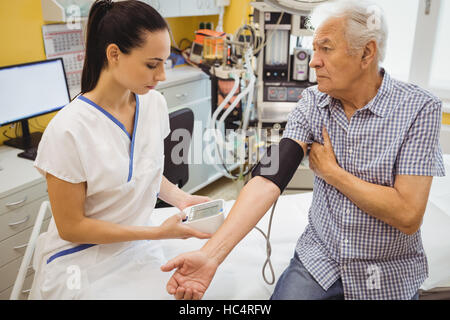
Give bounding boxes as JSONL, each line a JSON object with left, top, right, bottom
{"left": 156, "top": 107, "right": 194, "bottom": 208}
{"left": 10, "top": 201, "right": 52, "bottom": 300}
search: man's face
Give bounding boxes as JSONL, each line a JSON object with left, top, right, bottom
{"left": 310, "top": 17, "right": 364, "bottom": 97}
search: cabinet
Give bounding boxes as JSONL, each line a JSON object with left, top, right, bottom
{"left": 181, "top": 0, "right": 220, "bottom": 16}
{"left": 142, "top": 0, "right": 180, "bottom": 18}
{"left": 156, "top": 66, "right": 224, "bottom": 194}
{"left": 41, "top": 0, "right": 222, "bottom": 21}
{"left": 145, "top": 0, "right": 220, "bottom": 17}
{"left": 0, "top": 147, "right": 50, "bottom": 300}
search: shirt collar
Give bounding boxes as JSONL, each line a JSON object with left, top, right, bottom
{"left": 317, "top": 68, "right": 393, "bottom": 118}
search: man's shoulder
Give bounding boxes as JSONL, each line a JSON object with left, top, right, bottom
{"left": 390, "top": 77, "right": 441, "bottom": 107}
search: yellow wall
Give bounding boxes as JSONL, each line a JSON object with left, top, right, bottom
{"left": 444, "top": 112, "right": 450, "bottom": 125}
{"left": 167, "top": 15, "right": 218, "bottom": 49}
{"left": 223, "top": 0, "right": 253, "bottom": 34}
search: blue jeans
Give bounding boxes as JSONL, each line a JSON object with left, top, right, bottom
{"left": 270, "top": 251, "right": 420, "bottom": 300}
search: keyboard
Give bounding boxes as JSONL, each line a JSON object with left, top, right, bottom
{"left": 18, "top": 147, "right": 38, "bottom": 161}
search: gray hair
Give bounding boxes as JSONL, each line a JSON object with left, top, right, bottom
{"left": 309, "top": 0, "right": 388, "bottom": 65}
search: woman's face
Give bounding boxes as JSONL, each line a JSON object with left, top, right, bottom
{"left": 110, "top": 29, "right": 171, "bottom": 95}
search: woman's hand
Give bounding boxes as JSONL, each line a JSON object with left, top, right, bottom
{"left": 178, "top": 194, "right": 212, "bottom": 211}
{"left": 158, "top": 213, "right": 212, "bottom": 240}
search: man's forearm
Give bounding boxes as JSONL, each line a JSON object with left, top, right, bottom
{"left": 201, "top": 176, "right": 280, "bottom": 265}
{"left": 327, "top": 167, "right": 414, "bottom": 234}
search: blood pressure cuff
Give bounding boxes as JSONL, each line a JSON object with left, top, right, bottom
{"left": 251, "top": 138, "right": 304, "bottom": 193}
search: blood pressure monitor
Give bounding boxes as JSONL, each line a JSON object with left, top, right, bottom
{"left": 182, "top": 199, "right": 225, "bottom": 234}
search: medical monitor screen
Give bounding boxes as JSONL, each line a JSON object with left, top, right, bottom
{"left": 0, "top": 58, "right": 70, "bottom": 126}
{"left": 192, "top": 205, "right": 220, "bottom": 220}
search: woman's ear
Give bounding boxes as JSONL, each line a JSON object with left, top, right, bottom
{"left": 105, "top": 43, "right": 121, "bottom": 65}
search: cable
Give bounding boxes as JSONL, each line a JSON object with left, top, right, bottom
{"left": 253, "top": 198, "right": 278, "bottom": 285}
{"left": 2, "top": 129, "right": 14, "bottom": 139}
{"left": 253, "top": 11, "right": 285, "bottom": 56}
{"left": 178, "top": 38, "right": 193, "bottom": 51}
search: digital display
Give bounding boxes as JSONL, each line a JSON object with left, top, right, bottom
{"left": 192, "top": 43, "right": 203, "bottom": 55}
{"left": 192, "top": 205, "right": 219, "bottom": 220}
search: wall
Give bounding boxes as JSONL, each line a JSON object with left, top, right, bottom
{"left": 223, "top": 0, "right": 253, "bottom": 34}
{"left": 0, "top": 0, "right": 448, "bottom": 146}
{"left": 0, "top": 0, "right": 50, "bottom": 145}
{"left": 0, "top": 1, "right": 218, "bottom": 145}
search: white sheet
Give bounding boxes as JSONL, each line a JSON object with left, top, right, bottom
{"left": 150, "top": 155, "right": 450, "bottom": 299}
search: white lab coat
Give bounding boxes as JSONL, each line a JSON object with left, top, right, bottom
{"left": 30, "top": 90, "right": 174, "bottom": 299}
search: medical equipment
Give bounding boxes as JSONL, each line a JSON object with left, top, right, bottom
{"left": 216, "top": 0, "right": 326, "bottom": 284}
{"left": 252, "top": 1, "right": 321, "bottom": 124}
{"left": 292, "top": 48, "right": 310, "bottom": 81}
{"left": 251, "top": 137, "right": 304, "bottom": 193}
{"left": 203, "top": 37, "right": 225, "bottom": 64}
{"left": 207, "top": 38, "right": 257, "bottom": 180}
{"left": 202, "top": 0, "right": 328, "bottom": 284}
{"left": 189, "top": 42, "right": 203, "bottom": 64}
{"left": 182, "top": 199, "right": 225, "bottom": 234}
{"left": 189, "top": 29, "right": 226, "bottom": 65}
{"left": 264, "top": 0, "right": 328, "bottom": 15}
{"left": 0, "top": 58, "right": 70, "bottom": 150}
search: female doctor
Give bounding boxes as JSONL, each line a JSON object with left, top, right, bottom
{"left": 30, "top": 0, "right": 211, "bottom": 299}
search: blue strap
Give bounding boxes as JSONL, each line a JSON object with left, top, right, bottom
{"left": 46, "top": 244, "right": 96, "bottom": 264}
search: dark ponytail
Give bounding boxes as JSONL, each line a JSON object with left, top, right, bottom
{"left": 81, "top": 0, "right": 169, "bottom": 94}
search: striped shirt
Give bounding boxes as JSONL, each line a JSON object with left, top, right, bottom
{"left": 282, "top": 69, "right": 446, "bottom": 300}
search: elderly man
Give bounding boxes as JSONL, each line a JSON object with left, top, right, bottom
{"left": 161, "top": 0, "right": 445, "bottom": 300}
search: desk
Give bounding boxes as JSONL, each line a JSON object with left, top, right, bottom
{"left": 0, "top": 146, "right": 50, "bottom": 300}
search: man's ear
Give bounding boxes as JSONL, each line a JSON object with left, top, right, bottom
{"left": 361, "top": 40, "right": 377, "bottom": 69}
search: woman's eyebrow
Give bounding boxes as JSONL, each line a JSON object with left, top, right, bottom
{"left": 147, "top": 57, "right": 164, "bottom": 61}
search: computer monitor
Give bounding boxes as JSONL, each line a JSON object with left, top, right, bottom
{"left": 0, "top": 58, "right": 71, "bottom": 150}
